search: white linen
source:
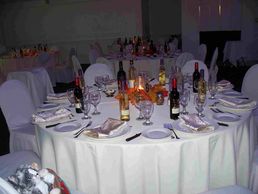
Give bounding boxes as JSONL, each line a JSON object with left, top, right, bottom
{"left": 199, "top": 185, "right": 254, "bottom": 194}
{"left": 32, "top": 108, "right": 72, "bottom": 123}
{"left": 96, "top": 57, "right": 116, "bottom": 76}
{"left": 249, "top": 147, "right": 258, "bottom": 193}
{"left": 197, "top": 44, "right": 207, "bottom": 62}
{"left": 175, "top": 52, "right": 194, "bottom": 68}
{"left": 219, "top": 97, "right": 257, "bottom": 109}
{"left": 36, "top": 91, "right": 256, "bottom": 194}
{"left": 0, "top": 178, "right": 19, "bottom": 194}
{"left": 182, "top": 60, "right": 209, "bottom": 82}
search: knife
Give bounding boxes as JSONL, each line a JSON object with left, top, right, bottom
{"left": 217, "top": 122, "right": 229, "bottom": 127}
{"left": 46, "top": 119, "right": 76, "bottom": 128}
{"left": 126, "top": 133, "right": 141, "bottom": 142}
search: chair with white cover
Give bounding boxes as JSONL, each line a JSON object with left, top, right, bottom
{"left": 88, "top": 45, "right": 101, "bottom": 64}
{"left": 241, "top": 64, "right": 258, "bottom": 101}
{"left": 182, "top": 60, "right": 209, "bottom": 81}
{"left": 0, "top": 80, "right": 38, "bottom": 155}
{"left": 199, "top": 185, "right": 254, "bottom": 194}
{"left": 250, "top": 146, "right": 258, "bottom": 193}
{"left": 71, "top": 55, "right": 83, "bottom": 76}
{"left": 7, "top": 71, "right": 44, "bottom": 107}
{"left": 96, "top": 57, "right": 116, "bottom": 76}
{"left": 197, "top": 44, "right": 207, "bottom": 62}
{"left": 84, "top": 63, "right": 115, "bottom": 86}
{"left": 175, "top": 52, "right": 194, "bottom": 68}
{"left": 223, "top": 41, "right": 242, "bottom": 65}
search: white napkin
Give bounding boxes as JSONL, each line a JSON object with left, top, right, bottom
{"left": 47, "top": 93, "right": 67, "bottom": 101}
{"left": 217, "top": 80, "right": 231, "bottom": 87}
{"left": 219, "top": 97, "right": 257, "bottom": 109}
{"left": 179, "top": 114, "right": 213, "bottom": 131}
{"left": 32, "top": 108, "right": 72, "bottom": 123}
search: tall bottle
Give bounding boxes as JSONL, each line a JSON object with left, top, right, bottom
{"left": 170, "top": 78, "right": 180, "bottom": 120}
{"left": 117, "top": 61, "right": 127, "bottom": 93}
{"left": 193, "top": 62, "right": 200, "bottom": 93}
{"left": 198, "top": 69, "right": 206, "bottom": 104}
{"left": 74, "top": 76, "right": 84, "bottom": 113}
{"left": 78, "top": 69, "right": 85, "bottom": 93}
{"left": 119, "top": 83, "right": 130, "bottom": 121}
{"left": 159, "top": 58, "right": 166, "bottom": 86}
{"left": 128, "top": 60, "right": 136, "bottom": 89}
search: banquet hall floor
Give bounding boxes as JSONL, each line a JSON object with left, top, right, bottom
{"left": 0, "top": 63, "right": 253, "bottom": 155}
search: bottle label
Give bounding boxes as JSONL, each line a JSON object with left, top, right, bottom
{"left": 75, "top": 102, "right": 81, "bottom": 109}
{"left": 121, "top": 110, "right": 129, "bottom": 116}
{"left": 128, "top": 80, "right": 135, "bottom": 88}
{"left": 172, "top": 107, "right": 180, "bottom": 114}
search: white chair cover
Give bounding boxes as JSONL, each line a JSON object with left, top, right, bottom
{"left": 210, "top": 47, "right": 218, "bottom": 70}
{"left": 199, "top": 185, "right": 254, "bottom": 194}
{"left": 197, "top": 44, "right": 207, "bottom": 62}
{"left": 84, "top": 63, "right": 115, "bottom": 86}
{"left": 175, "top": 52, "right": 194, "bottom": 68}
{"left": 182, "top": 60, "right": 209, "bottom": 82}
{"left": 31, "top": 67, "right": 54, "bottom": 96}
{"left": 223, "top": 41, "right": 242, "bottom": 65}
{"left": 241, "top": 64, "right": 258, "bottom": 101}
{"left": 88, "top": 46, "right": 100, "bottom": 64}
{"left": 96, "top": 57, "right": 116, "bottom": 75}
{"left": 71, "top": 55, "right": 83, "bottom": 76}
{"left": 250, "top": 146, "right": 258, "bottom": 193}
{"left": 7, "top": 71, "right": 43, "bottom": 107}
{"left": 0, "top": 80, "right": 38, "bottom": 154}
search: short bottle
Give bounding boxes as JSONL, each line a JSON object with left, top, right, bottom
{"left": 117, "top": 61, "right": 127, "bottom": 93}
{"left": 128, "top": 60, "right": 136, "bottom": 89}
{"left": 74, "top": 76, "right": 83, "bottom": 113}
{"left": 170, "top": 78, "right": 180, "bottom": 120}
{"left": 119, "top": 84, "right": 130, "bottom": 121}
{"left": 159, "top": 58, "right": 166, "bottom": 86}
{"left": 193, "top": 62, "right": 200, "bottom": 93}
{"left": 198, "top": 69, "right": 206, "bottom": 104}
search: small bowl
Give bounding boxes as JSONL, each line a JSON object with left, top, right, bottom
{"left": 104, "top": 89, "right": 116, "bottom": 97}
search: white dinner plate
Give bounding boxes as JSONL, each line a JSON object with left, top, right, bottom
{"left": 39, "top": 103, "right": 59, "bottom": 110}
{"left": 84, "top": 124, "right": 131, "bottom": 141}
{"left": 213, "top": 113, "right": 240, "bottom": 122}
{"left": 218, "top": 101, "right": 257, "bottom": 112}
{"left": 221, "top": 90, "right": 242, "bottom": 97}
{"left": 54, "top": 122, "right": 81, "bottom": 132}
{"left": 142, "top": 128, "right": 172, "bottom": 140}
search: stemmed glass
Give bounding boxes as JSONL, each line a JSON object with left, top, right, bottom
{"left": 101, "top": 74, "right": 110, "bottom": 91}
{"left": 81, "top": 98, "right": 91, "bottom": 119}
{"left": 208, "top": 80, "right": 218, "bottom": 100}
{"left": 66, "top": 88, "right": 75, "bottom": 107}
{"left": 194, "top": 94, "right": 207, "bottom": 117}
{"left": 134, "top": 94, "right": 144, "bottom": 120}
{"left": 89, "top": 90, "right": 101, "bottom": 115}
{"left": 140, "top": 100, "right": 154, "bottom": 125}
{"left": 95, "top": 76, "right": 103, "bottom": 91}
{"left": 180, "top": 89, "right": 190, "bottom": 115}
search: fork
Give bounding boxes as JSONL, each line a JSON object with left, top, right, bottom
{"left": 163, "top": 123, "right": 179, "bottom": 139}
{"left": 74, "top": 120, "right": 92, "bottom": 138}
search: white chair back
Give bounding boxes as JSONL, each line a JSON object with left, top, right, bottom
{"left": 96, "top": 57, "right": 115, "bottom": 75}
{"left": 94, "top": 42, "right": 104, "bottom": 57}
{"left": 89, "top": 46, "right": 101, "bottom": 64}
{"left": 84, "top": 63, "right": 115, "bottom": 86}
{"left": 197, "top": 44, "right": 207, "bottom": 62}
{"left": 175, "top": 52, "right": 194, "bottom": 68}
{"left": 7, "top": 71, "right": 44, "bottom": 107}
{"left": 241, "top": 64, "right": 258, "bottom": 101}
{"left": 71, "top": 55, "right": 83, "bottom": 76}
{"left": 210, "top": 47, "right": 218, "bottom": 70}
{"left": 0, "top": 80, "right": 35, "bottom": 130}
{"left": 182, "top": 60, "right": 209, "bottom": 81}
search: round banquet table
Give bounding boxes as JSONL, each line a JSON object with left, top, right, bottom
{"left": 35, "top": 91, "right": 257, "bottom": 194}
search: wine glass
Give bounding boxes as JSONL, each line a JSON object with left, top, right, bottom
{"left": 101, "top": 74, "right": 110, "bottom": 91}
{"left": 140, "top": 100, "right": 154, "bottom": 125}
{"left": 180, "top": 89, "right": 190, "bottom": 115}
{"left": 66, "top": 88, "right": 75, "bottom": 107}
{"left": 194, "top": 94, "right": 207, "bottom": 117}
{"left": 134, "top": 94, "right": 144, "bottom": 120}
{"left": 95, "top": 76, "right": 103, "bottom": 91}
{"left": 89, "top": 90, "right": 101, "bottom": 115}
{"left": 208, "top": 80, "right": 218, "bottom": 99}
{"left": 81, "top": 99, "right": 91, "bottom": 119}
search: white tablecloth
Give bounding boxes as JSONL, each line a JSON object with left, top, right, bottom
{"left": 35, "top": 91, "right": 256, "bottom": 194}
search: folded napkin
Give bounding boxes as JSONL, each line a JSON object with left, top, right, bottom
{"left": 217, "top": 80, "right": 233, "bottom": 91}
{"left": 32, "top": 108, "right": 72, "bottom": 123}
{"left": 219, "top": 96, "right": 257, "bottom": 109}
{"left": 84, "top": 118, "right": 126, "bottom": 138}
{"left": 47, "top": 93, "right": 67, "bottom": 101}
{"left": 179, "top": 114, "right": 213, "bottom": 132}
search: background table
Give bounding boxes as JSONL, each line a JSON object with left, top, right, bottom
{"left": 36, "top": 92, "right": 256, "bottom": 194}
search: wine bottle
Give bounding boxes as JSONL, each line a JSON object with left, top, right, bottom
{"left": 74, "top": 76, "right": 83, "bottom": 113}
{"left": 119, "top": 83, "right": 130, "bottom": 121}
{"left": 117, "top": 61, "right": 127, "bottom": 93}
{"left": 159, "top": 58, "right": 166, "bottom": 86}
{"left": 128, "top": 60, "right": 136, "bottom": 89}
{"left": 78, "top": 69, "right": 85, "bottom": 92}
{"left": 198, "top": 69, "right": 206, "bottom": 104}
{"left": 193, "top": 62, "right": 200, "bottom": 93}
{"left": 170, "top": 78, "right": 180, "bottom": 120}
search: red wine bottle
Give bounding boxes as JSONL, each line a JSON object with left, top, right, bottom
{"left": 117, "top": 61, "right": 127, "bottom": 93}
{"left": 170, "top": 78, "right": 180, "bottom": 120}
{"left": 74, "top": 76, "right": 83, "bottom": 113}
{"left": 193, "top": 62, "right": 200, "bottom": 93}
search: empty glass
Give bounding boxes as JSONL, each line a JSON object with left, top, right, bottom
{"left": 101, "top": 74, "right": 110, "bottom": 91}
{"left": 180, "top": 89, "right": 190, "bottom": 114}
{"left": 89, "top": 90, "right": 101, "bottom": 115}
{"left": 135, "top": 95, "right": 144, "bottom": 120}
{"left": 66, "top": 88, "right": 75, "bottom": 107}
{"left": 208, "top": 81, "right": 218, "bottom": 99}
{"left": 194, "top": 94, "right": 206, "bottom": 117}
{"left": 95, "top": 76, "right": 103, "bottom": 91}
{"left": 81, "top": 99, "right": 91, "bottom": 120}
{"left": 140, "top": 100, "right": 154, "bottom": 125}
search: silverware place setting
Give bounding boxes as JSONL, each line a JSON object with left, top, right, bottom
{"left": 74, "top": 120, "right": 93, "bottom": 138}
